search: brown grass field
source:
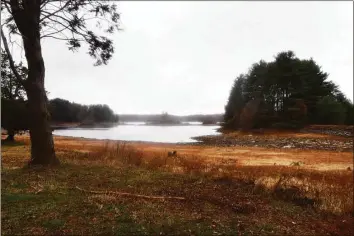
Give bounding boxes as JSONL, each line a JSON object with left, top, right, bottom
{"left": 1, "top": 131, "right": 353, "bottom": 235}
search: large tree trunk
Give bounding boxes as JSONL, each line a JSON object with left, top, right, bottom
{"left": 10, "top": 0, "right": 59, "bottom": 166}
{"left": 26, "top": 81, "right": 59, "bottom": 166}
{"left": 24, "top": 37, "right": 59, "bottom": 166}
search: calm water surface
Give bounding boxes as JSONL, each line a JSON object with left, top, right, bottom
{"left": 53, "top": 122, "right": 220, "bottom": 143}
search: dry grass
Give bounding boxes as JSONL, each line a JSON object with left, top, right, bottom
{"left": 46, "top": 135, "right": 354, "bottom": 171}
{"left": 35, "top": 137, "right": 352, "bottom": 215}
{"left": 7, "top": 135, "right": 353, "bottom": 215}
{"left": 2, "top": 135, "right": 353, "bottom": 235}
{"left": 88, "top": 143, "right": 354, "bottom": 214}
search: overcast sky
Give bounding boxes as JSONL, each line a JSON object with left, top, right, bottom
{"left": 40, "top": 1, "right": 352, "bottom": 115}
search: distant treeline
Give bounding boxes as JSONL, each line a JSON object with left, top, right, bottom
{"left": 49, "top": 98, "right": 119, "bottom": 124}
{"left": 119, "top": 113, "right": 223, "bottom": 124}
{"left": 224, "top": 51, "right": 354, "bottom": 130}
{"left": 1, "top": 97, "right": 118, "bottom": 139}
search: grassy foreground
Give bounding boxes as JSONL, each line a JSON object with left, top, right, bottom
{"left": 1, "top": 136, "right": 353, "bottom": 235}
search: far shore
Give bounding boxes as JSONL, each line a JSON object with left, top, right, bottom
{"left": 50, "top": 122, "right": 220, "bottom": 130}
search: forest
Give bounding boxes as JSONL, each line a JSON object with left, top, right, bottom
{"left": 224, "top": 51, "right": 354, "bottom": 130}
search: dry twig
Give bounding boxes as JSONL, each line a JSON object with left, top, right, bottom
{"left": 74, "top": 186, "right": 186, "bottom": 200}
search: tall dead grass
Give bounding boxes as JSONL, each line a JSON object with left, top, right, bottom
{"left": 64, "top": 141, "right": 353, "bottom": 215}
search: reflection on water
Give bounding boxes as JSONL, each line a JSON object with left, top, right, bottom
{"left": 53, "top": 123, "right": 220, "bottom": 143}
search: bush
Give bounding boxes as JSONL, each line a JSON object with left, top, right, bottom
{"left": 316, "top": 96, "right": 346, "bottom": 124}
{"left": 271, "top": 121, "right": 305, "bottom": 130}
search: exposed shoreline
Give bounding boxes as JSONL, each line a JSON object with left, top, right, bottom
{"left": 51, "top": 125, "right": 353, "bottom": 153}
{"left": 29, "top": 131, "right": 354, "bottom": 172}
{"left": 193, "top": 125, "right": 353, "bottom": 152}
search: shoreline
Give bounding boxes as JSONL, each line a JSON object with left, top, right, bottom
{"left": 51, "top": 127, "right": 353, "bottom": 153}
{"left": 18, "top": 132, "right": 353, "bottom": 172}
{"left": 52, "top": 133, "right": 205, "bottom": 146}
{"left": 9, "top": 124, "right": 354, "bottom": 152}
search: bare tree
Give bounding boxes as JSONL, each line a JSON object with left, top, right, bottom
{"left": 1, "top": 0, "right": 120, "bottom": 166}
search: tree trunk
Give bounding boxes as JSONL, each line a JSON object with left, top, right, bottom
{"left": 6, "top": 129, "right": 15, "bottom": 142}
{"left": 10, "top": 1, "right": 59, "bottom": 166}
{"left": 26, "top": 82, "right": 59, "bottom": 166}
{"left": 24, "top": 43, "right": 59, "bottom": 165}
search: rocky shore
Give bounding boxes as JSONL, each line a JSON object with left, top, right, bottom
{"left": 300, "top": 125, "right": 353, "bottom": 138}
{"left": 192, "top": 126, "right": 353, "bottom": 152}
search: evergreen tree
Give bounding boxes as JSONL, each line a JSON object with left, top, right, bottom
{"left": 223, "top": 51, "right": 352, "bottom": 130}
{"left": 224, "top": 74, "right": 246, "bottom": 128}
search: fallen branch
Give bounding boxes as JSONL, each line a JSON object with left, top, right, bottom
{"left": 74, "top": 186, "right": 185, "bottom": 201}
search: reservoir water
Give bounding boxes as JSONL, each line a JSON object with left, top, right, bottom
{"left": 53, "top": 122, "right": 220, "bottom": 143}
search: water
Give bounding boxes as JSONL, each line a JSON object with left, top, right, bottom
{"left": 53, "top": 123, "right": 220, "bottom": 143}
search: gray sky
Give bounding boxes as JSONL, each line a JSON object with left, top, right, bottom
{"left": 40, "top": 1, "right": 352, "bottom": 115}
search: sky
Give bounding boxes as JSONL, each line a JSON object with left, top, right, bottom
{"left": 38, "top": 1, "right": 353, "bottom": 115}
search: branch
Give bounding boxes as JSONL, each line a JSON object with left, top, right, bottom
{"left": 43, "top": 15, "right": 89, "bottom": 40}
{"left": 40, "top": 0, "right": 72, "bottom": 23}
{"left": 3, "top": 1, "right": 12, "bottom": 14}
{"left": 40, "top": 21, "right": 71, "bottom": 39}
{"left": 41, "top": 35, "right": 70, "bottom": 40}
{"left": 1, "top": 27, "right": 24, "bottom": 86}
{"left": 74, "top": 186, "right": 186, "bottom": 201}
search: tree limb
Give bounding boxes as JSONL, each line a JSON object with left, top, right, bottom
{"left": 40, "top": 0, "right": 72, "bottom": 23}
{"left": 40, "top": 21, "right": 71, "bottom": 39}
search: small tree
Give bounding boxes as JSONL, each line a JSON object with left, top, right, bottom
{"left": 1, "top": 99, "right": 29, "bottom": 141}
{"left": 1, "top": 50, "right": 27, "bottom": 100}
{"left": 1, "top": 50, "right": 28, "bottom": 141}
{"left": 1, "top": 0, "right": 120, "bottom": 166}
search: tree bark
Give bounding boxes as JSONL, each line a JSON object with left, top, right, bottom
{"left": 26, "top": 81, "right": 59, "bottom": 166}
{"left": 24, "top": 35, "right": 59, "bottom": 166}
{"left": 10, "top": 0, "right": 59, "bottom": 166}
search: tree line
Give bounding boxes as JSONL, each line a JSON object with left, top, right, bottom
{"left": 119, "top": 113, "right": 223, "bottom": 123}
{"left": 49, "top": 98, "right": 118, "bottom": 124}
{"left": 224, "top": 51, "right": 354, "bottom": 130}
{"left": 2, "top": 97, "right": 119, "bottom": 141}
